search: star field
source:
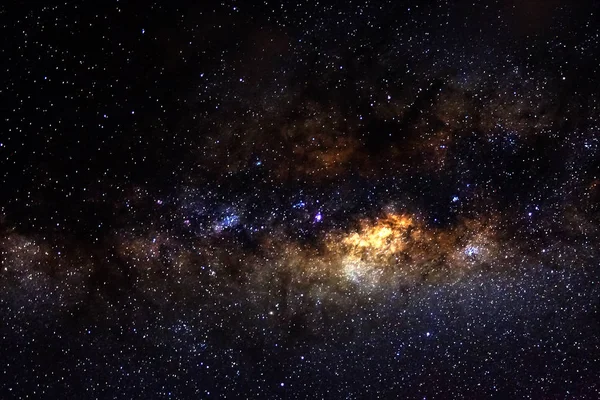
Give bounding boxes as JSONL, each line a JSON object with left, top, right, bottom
{"left": 1, "top": 1, "right": 600, "bottom": 399}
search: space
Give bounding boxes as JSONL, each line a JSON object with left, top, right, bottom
{"left": 1, "top": 0, "right": 599, "bottom": 398}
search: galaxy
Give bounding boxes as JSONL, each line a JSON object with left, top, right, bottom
{"left": 1, "top": 1, "right": 600, "bottom": 398}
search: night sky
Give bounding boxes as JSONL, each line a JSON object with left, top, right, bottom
{"left": 2, "top": 1, "right": 600, "bottom": 398}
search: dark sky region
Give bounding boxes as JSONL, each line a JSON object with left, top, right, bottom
{"left": 1, "top": 1, "right": 599, "bottom": 398}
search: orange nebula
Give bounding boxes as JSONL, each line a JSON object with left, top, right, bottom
{"left": 342, "top": 213, "right": 414, "bottom": 255}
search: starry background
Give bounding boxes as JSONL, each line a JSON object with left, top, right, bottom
{"left": 1, "top": 0, "right": 600, "bottom": 398}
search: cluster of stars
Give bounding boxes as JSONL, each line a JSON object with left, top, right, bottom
{"left": 1, "top": 0, "right": 600, "bottom": 398}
